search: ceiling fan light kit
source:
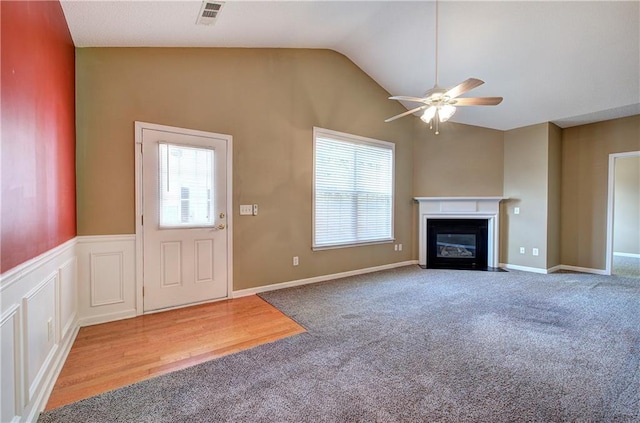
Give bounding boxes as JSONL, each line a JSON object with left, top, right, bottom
{"left": 420, "top": 104, "right": 456, "bottom": 135}
{"left": 385, "top": 0, "right": 503, "bottom": 134}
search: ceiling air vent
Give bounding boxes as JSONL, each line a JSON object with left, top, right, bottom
{"left": 196, "top": 1, "right": 224, "bottom": 26}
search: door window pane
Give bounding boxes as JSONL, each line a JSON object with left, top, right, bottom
{"left": 159, "top": 143, "right": 214, "bottom": 228}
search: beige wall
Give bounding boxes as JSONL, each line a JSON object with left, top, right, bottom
{"left": 502, "top": 123, "right": 550, "bottom": 269}
{"left": 75, "top": 47, "right": 640, "bottom": 282}
{"left": 614, "top": 155, "right": 640, "bottom": 255}
{"left": 76, "top": 48, "right": 415, "bottom": 290}
{"left": 561, "top": 115, "right": 640, "bottom": 270}
{"left": 546, "top": 123, "right": 562, "bottom": 268}
{"left": 412, "top": 121, "right": 504, "bottom": 196}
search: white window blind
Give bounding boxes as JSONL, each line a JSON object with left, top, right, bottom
{"left": 313, "top": 128, "right": 394, "bottom": 249}
{"left": 159, "top": 143, "right": 214, "bottom": 228}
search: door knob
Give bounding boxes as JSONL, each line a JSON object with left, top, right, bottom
{"left": 217, "top": 223, "right": 226, "bottom": 230}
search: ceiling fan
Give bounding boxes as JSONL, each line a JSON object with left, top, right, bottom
{"left": 385, "top": 0, "right": 503, "bottom": 134}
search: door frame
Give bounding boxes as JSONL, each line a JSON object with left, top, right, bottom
{"left": 605, "top": 150, "right": 640, "bottom": 276}
{"left": 134, "top": 121, "right": 233, "bottom": 315}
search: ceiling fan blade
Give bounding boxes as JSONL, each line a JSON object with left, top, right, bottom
{"left": 384, "top": 105, "right": 426, "bottom": 123}
{"left": 453, "top": 97, "right": 503, "bottom": 106}
{"left": 389, "top": 96, "right": 426, "bottom": 103}
{"left": 445, "top": 78, "right": 484, "bottom": 99}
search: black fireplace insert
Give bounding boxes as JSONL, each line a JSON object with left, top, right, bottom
{"left": 427, "top": 218, "right": 488, "bottom": 270}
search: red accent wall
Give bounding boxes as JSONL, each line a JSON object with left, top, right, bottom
{"left": 1, "top": 1, "right": 76, "bottom": 273}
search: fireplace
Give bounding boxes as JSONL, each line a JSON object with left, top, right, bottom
{"left": 427, "top": 219, "right": 488, "bottom": 269}
{"left": 414, "top": 197, "right": 506, "bottom": 269}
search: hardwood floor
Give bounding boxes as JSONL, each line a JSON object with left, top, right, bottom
{"left": 46, "top": 295, "right": 305, "bottom": 410}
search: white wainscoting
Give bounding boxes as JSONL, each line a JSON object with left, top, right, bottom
{"left": 76, "top": 235, "right": 137, "bottom": 326}
{"left": 0, "top": 234, "right": 137, "bottom": 421}
{"left": 0, "top": 239, "right": 77, "bottom": 423}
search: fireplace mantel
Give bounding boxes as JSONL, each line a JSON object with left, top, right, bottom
{"left": 414, "top": 197, "right": 507, "bottom": 268}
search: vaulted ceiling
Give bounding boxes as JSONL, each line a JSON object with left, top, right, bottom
{"left": 61, "top": 1, "right": 640, "bottom": 131}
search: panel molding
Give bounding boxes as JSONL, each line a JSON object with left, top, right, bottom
{"left": 90, "top": 251, "right": 125, "bottom": 306}
{"left": 1, "top": 305, "right": 22, "bottom": 423}
{"left": 58, "top": 257, "right": 78, "bottom": 341}
{"left": 22, "top": 273, "right": 58, "bottom": 402}
{"left": 76, "top": 234, "right": 137, "bottom": 327}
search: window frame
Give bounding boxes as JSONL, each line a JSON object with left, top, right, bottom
{"left": 312, "top": 127, "right": 395, "bottom": 250}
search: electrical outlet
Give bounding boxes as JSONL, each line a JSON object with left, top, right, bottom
{"left": 239, "top": 205, "right": 253, "bottom": 215}
{"left": 394, "top": 244, "right": 398, "bottom": 251}
{"left": 519, "top": 247, "right": 525, "bottom": 254}
{"left": 398, "top": 244, "right": 403, "bottom": 251}
{"left": 293, "top": 256, "right": 299, "bottom": 266}
{"left": 532, "top": 248, "right": 539, "bottom": 256}
{"left": 252, "top": 204, "right": 258, "bottom": 216}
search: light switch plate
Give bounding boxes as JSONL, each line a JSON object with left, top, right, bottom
{"left": 514, "top": 207, "right": 520, "bottom": 215}
{"left": 532, "top": 248, "right": 539, "bottom": 256}
{"left": 240, "top": 205, "right": 253, "bottom": 215}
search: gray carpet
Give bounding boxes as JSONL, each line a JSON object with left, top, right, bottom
{"left": 40, "top": 266, "right": 640, "bottom": 422}
{"left": 614, "top": 255, "right": 640, "bottom": 278}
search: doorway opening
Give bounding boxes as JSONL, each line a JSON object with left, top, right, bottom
{"left": 607, "top": 151, "right": 640, "bottom": 278}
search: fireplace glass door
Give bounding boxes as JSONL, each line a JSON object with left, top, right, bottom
{"left": 437, "top": 233, "right": 477, "bottom": 258}
{"left": 427, "top": 219, "right": 488, "bottom": 270}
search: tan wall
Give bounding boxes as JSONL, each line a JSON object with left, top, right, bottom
{"left": 76, "top": 48, "right": 415, "bottom": 290}
{"left": 614, "top": 155, "right": 640, "bottom": 255}
{"left": 561, "top": 115, "right": 640, "bottom": 270}
{"left": 412, "top": 121, "right": 504, "bottom": 196}
{"left": 546, "top": 123, "right": 562, "bottom": 268}
{"left": 502, "top": 123, "right": 549, "bottom": 269}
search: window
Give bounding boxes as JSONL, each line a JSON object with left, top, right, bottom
{"left": 159, "top": 143, "right": 214, "bottom": 228}
{"left": 313, "top": 127, "right": 394, "bottom": 249}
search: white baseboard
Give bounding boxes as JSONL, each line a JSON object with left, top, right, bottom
{"left": 559, "top": 265, "right": 608, "bottom": 275}
{"left": 77, "top": 309, "right": 137, "bottom": 327}
{"left": 613, "top": 252, "right": 640, "bottom": 259}
{"left": 233, "top": 260, "right": 419, "bottom": 297}
{"left": 546, "top": 265, "right": 562, "bottom": 274}
{"left": 499, "top": 263, "right": 549, "bottom": 274}
{"left": 499, "top": 263, "right": 609, "bottom": 275}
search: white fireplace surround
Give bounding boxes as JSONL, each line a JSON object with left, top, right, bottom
{"left": 415, "top": 197, "right": 506, "bottom": 268}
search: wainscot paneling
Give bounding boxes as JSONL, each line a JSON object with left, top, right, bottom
{"left": 76, "top": 235, "right": 137, "bottom": 326}
{"left": 1, "top": 305, "right": 21, "bottom": 423}
{"left": 0, "top": 239, "right": 77, "bottom": 422}
{"left": 23, "top": 274, "right": 57, "bottom": 401}
{"left": 58, "top": 258, "right": 77, "bottom": 341}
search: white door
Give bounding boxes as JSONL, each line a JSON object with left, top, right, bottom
{"left": 142, "top": 127, "right": 229, "bottom": 312}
